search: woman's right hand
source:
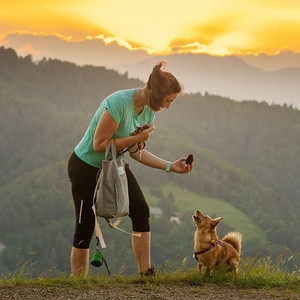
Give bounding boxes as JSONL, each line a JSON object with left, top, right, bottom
{"left": 135, "top": 124, "right": 155, "bottom": 143}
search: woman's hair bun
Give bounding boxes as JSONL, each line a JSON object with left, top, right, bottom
{"left": 147, "top": 61, "right": 181, "bottom": 110}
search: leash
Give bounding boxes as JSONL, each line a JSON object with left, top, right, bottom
{"left": 194, "top": 240, "right": 226, "bottom": 262}
{"left": 116, "top": 124, "right": 149, "bottom": 160}
{"left": 106, "top": 217, "right": 141, "bottom": 237}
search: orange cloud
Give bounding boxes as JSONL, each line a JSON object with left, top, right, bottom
{"left": 168, "top": 13, "right": 245, "bottom": 55}
{"left": 247, "top": 20, "right": 300, "bottom": 54}
{"left": 17, "top": 42, "right": 41, "bottom": 55}
{"left": 87, "top": 35, "right": 153, "bottom": 54}
{"left": 168, "top": 41, "right": 208, "bottom": 53}
{"left": 0, "top": 1, "right": 111, "bottom": 42}
{"left": 167, "top": 8, "right": 300, "bottom": 56}
{"left": 192, "top": 14, "right": 243, "bottom": 44}
{"left": 1, "top": 0, "right": 300, "bottom": 56}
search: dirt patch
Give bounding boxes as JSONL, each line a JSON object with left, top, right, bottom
{"left": 0, "top": 283, "right": 298, "bottom": 300}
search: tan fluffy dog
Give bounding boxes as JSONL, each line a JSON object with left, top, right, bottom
{"left": 193, "top": 209, "right": 242, "bottom": 275}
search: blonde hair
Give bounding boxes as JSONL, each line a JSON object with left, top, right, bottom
{"left": 146, "top": 61, "right": 182, "bottom": 110}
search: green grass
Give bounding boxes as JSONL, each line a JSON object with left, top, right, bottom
{"left": 142, "top": 182, "right": 268, "bottom": 246}
{"left": 0, "top": 257, "right": 299, "bottom": 293}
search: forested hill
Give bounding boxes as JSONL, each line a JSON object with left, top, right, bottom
{"left": 0, "top": 47, "right": 299, "bottom": 275}
{"left": 0, "top": 47, "right": 144, "bottom": 185}
{"left": 155, "top": 93, "right": 300, "bottom": 206}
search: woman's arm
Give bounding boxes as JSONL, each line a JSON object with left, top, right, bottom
{"left": 93, "top": 109, "right": 154, "bottom": 152}
{"left": 130, "top": 149, "right": 193, "bottom": 174}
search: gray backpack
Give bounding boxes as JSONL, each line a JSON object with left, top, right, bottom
{"left": 93, "top": 140, "right": 129, "bottom": 220}
{"left": 92, "top": 140, "right": 140, "bottom": 250}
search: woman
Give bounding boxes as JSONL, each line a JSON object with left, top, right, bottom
{"left": 68, "top": 61, "right": 193, "bottom": 277}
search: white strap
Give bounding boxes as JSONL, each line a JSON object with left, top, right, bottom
{"left": 109, "top": 217, "right": 122, "bottom": 227}
{"left": 93, "top": 207, "right": 141, "bottom": 246}
{"left": 92, "top": 205, "right": 106, "bottom": 249}
{"left": 108, "top": 217, "right": 141, "bottom": 237}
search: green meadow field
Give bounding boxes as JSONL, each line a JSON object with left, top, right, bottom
{"left": 142, "top": 182, "right": 268, "bottom": 247}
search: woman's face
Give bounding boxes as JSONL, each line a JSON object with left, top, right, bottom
{"left": 156, "top": 93, "right": 178, "bottom": 111}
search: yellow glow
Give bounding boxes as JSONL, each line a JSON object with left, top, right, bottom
{"left": 0, "top": 0, "right": 300, "bottom": 55}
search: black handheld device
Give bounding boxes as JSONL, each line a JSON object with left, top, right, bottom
{"left": 186, "top": 154, "right": 194, "bottom": 165}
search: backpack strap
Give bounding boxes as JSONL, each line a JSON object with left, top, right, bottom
{"left": 106, "top": 217, "right": 141, "bottom": 237}
{"left": 92, "top": 207, "right": 141, "bottom": 250}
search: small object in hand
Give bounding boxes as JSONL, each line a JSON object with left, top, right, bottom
{"left": 186, "top": 154, "right": 194, "bottom": 165}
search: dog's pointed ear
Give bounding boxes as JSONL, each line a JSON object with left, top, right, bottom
{"left": 211, "top": 217, "right": 223, "bottom": 228}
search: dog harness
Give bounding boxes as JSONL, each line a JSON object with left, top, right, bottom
{"left": 193, "top": 239, "right": 225, "bottom": 263}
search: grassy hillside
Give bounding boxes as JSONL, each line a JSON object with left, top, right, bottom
{"left": 142, "top": 182, "right": 268, "bottom": 246}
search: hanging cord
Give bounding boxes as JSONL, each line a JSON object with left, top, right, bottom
{"left": 91, "top": 205, "right": 111, "bottom": 275}
{"left": 93, "top": 237, "right": 110, "bottom": 275}
{"left": 96, "top": 238, "right": 110, "bottom": 276}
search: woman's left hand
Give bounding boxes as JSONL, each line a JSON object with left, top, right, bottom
{"left": 171, "top": 158, "right": 193, "bottom": 174}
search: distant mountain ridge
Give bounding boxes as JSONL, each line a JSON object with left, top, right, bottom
{"left": 118, "top": 53, "right": 300, "bottom": 108}
{"left": 237, "top": 50, "right": 300, "bottom": 71}
{"left": 2, "top": 33, "right": 149, "bottom": 69}
{"left": 2, "top": 33, "right": 300, "bottom": 107}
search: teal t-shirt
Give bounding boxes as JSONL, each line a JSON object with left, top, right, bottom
{"left": 75, "top": 88, "right": 155, "bottom": 168}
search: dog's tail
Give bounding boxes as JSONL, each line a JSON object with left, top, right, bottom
{"left": 222, "top": 231, "right": 242, "bottom": 254}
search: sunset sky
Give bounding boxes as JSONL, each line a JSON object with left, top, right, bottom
{"left": 1, "top": 0, "right": 300, "bottom": 55}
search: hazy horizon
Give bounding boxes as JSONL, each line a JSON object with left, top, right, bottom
{"left": 2, "top": 33, "right": 300, "bottom": 108}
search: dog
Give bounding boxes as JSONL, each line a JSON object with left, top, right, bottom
{"left": 193, "top": 209, "right": 242, "bottom": 275}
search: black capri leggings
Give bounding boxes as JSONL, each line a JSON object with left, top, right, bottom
{"left": 68, "top": 151, "right": 150, "bottom": 249}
